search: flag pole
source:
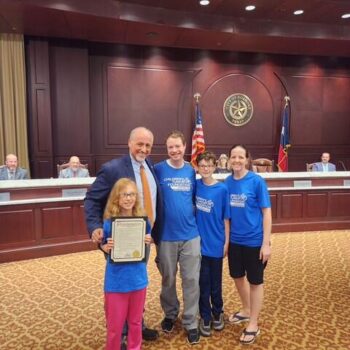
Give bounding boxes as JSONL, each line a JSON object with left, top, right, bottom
{"left": 284, "top": 96, "right": 291, "bottom": 149}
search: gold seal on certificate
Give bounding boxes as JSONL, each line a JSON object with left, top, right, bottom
{"left": 111, "top": 217, "right": 147, "bottom": 263}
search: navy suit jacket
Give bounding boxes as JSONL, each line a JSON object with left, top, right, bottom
{"left": 312, "top": 162, "right": 336, "bottom": 172}
{"left": 84, "top": 155, "right": 163, "bottom": 244}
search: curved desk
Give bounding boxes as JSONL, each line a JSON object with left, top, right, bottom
{"left": 1, "top": 173, "right": 350, "bottom": 262}
{"left": 0, "top": 178, "right": 95, "bottom": 263}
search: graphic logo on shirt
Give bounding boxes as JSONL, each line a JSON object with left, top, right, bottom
{"left": 165, "top": 177, "right": 192, "bottom": 192}
{"left": 230, "top": 194, "right": 247, "bottom": 208}
{"left": 196, "top": 196, "right": 214, "bottom": 213}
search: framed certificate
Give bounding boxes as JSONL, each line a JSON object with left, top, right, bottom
{"left": 110, "top": 217, "right": 147, "bottom": 263}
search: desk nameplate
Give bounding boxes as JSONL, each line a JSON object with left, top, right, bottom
{"left": 0, "top": 192, "right": 10, "bottom": 202}
{"left": 62, "top": 188, "right": 87, "bottom": 197}
{"left": 293, "top": 180, "right": 312, "bottom": 188}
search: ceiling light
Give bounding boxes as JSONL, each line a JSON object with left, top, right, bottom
{"left": 341, "top": 13, "right": 350, "bottom": 19}
{"left": 199, "top": 0, "right": 210, "bottom": 5}
{"left": 294, "top": 10, "right": 304, "bottom": 15}
{"left": 245, "top": 5, "right": 256, "bottom": 11}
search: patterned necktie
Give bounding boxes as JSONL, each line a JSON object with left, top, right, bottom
{"left": 140, "top": 164, "right": 154, "bottom": 226}
{"left": 9, "top": 171, "right": 15, "bottom": 180}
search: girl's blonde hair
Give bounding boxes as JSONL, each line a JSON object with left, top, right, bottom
{"left": 103, "top": 178, "right": 145, "bottom": 219}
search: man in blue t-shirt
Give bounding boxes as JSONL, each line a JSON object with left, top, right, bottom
{"left": 154, "top": 130, "right": 201, "bottom": 345}
{"left": 195, "top": 151, "right": 230, "bottom": 337}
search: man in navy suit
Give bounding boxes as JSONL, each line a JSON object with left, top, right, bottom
{"left": 312, "top": 152, "right": 336, "bottom": 172}
{"left": 84, "top": 126, "right": 163, "bottom": 345}
{"left": 0, "top": 153, "right": 29, "bottom": 180}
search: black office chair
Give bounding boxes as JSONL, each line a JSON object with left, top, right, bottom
{"left": 338, "top": 161, "right": 347, "bottom": 171}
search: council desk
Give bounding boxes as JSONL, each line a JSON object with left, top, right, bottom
{"left": 1, "top": 172, "right": 350, "bottom": 263}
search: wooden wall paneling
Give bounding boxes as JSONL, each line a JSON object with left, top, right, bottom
{"left": 40, "top": 205, "right": 74, "bottom": 239}
{"left": 281, "top": 193, "right": 303, "bottom": 218}
{"left": 270, "top": 194, "right": 277, "bottom": 219}
{"left": 105, "top": 65, "right": 195, "bottom": 151}
{"left": 0, "top": 208, "right": 35, "bottom": 247}
{"left": 0, "top": 198, "right": 95, "bottom": 263}
{"left": 193, "top": 52, "right": 284, "bottom": 161}
{"left": 328, "top": 192, "right": 350, "bottom": 217}
{"left": 280, "top": 61, "right": 350, "bottom": 170}
{"left": 74, "top": 204, "right": 89, "bottom": 237}
{"left": 202, "top": 73, "right": 274, "bottom": 145}
{"left": 25, "top": 39, "right": 350, "bottom": 174}
{"left": 305, "top": 192, "right": 328, "bottom": 217}
{"left": 50, "top": 43, "right": 91, "bottom": 158}
{"left": 26, "top": 39, "right": 53, "bottom": 178}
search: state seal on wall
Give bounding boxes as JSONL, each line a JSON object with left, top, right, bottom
{"left": 223, "top": 93, "right": 254, "bottom": 126}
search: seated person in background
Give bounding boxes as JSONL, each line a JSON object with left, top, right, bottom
{"left": 59, "top": 156, "right": 90, "bottom": 178}
{"left": 215, "top": 154, "right": 230, "bottom": 174}
{"left": 0, "top": 153, "right": 29, "bottom": 180}
{"left": 312, "top": 152, "right": 336, "bottom": 172}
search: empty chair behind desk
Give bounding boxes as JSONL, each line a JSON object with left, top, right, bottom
{"left": 252, "top": 158, "right": 274, "bottom": 173}
{"left": 306, "top": 163, "right": 315, "bottom": 172}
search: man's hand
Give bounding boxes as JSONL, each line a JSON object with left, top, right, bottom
{"left": 91, "top": 228, "right": 103, "bottom": 243}
{"left": 101, "top": 238, "right": 114, "bottom": 253}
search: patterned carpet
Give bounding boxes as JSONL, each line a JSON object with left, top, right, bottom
{"left": 1, "top": 230, "right": 350, "bottom": 350}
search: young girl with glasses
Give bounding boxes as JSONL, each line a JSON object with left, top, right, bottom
{"left": 100, "top": 178, "right": 152, "bottom": 350}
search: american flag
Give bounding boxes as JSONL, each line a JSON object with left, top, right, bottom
{"left": 190, "top": 103, "right": 206, "bottom": 167}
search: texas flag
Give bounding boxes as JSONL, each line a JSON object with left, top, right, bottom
{"left": 277, "top": 98, "right": 291, "bottom": 172}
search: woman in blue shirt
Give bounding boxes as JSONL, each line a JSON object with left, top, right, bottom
{"left": 225, "top": 144, "right": 272, "bottom": 345}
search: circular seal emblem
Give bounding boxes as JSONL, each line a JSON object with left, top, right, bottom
{"left": 223, "top": 93, "right": 254, "bottom": 126}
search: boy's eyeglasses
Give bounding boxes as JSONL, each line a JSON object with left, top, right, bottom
{"left": 121, "top": 192, "right": 137, "bottom": 198}
{"left": 198, "top": 164, "right": 214, "bottom": 169}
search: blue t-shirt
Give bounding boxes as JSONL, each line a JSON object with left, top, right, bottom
{"left": 154, "top": 161, "right": 198, "bottom": 241}
{"left": 103, "top": 218, "right": 150, "bottom": 293}
{"left": 225, "top": 171, "right": 271, "bottom": 247}
{"left": 195, "top": 180, "right": 230, "bottom": 258}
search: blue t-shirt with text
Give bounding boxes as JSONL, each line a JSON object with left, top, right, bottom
{"left": 225, "top": 171, "right": 271, "bottom": 247}
{"left": 155, "top": 161, "right": 198, "bottom": 241}
{"left": 196, "top": 179, "right": 230, "bottom": 258}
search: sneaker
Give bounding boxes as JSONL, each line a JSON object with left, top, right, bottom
{"left": 161, "top": 318, "right": 175, "bottom": 333}
{"left": 142, "top": 327, "right": 159, "bottom": 341}
{"left": 199, "top": 319, "right": 211, "bottom": 337}
{"left": 187, "top": 328, "right": 200, "bottom": 345}
{"left": 212, "top": 313, "right": 225, "bottom": 331}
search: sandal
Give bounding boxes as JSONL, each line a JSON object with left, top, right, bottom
{"left": 240, "top": 328, "right": 260, "bottom": 345}
{"left": 228, "top": 312, "right": 250, "bottom": 324}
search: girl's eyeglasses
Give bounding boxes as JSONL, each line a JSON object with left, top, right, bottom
{"left": 121, "top": 192, "right": 137, "bottom": 198}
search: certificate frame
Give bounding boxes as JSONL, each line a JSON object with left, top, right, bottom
{"left": 110, "top": 216, "right": 147, "bottom": 263}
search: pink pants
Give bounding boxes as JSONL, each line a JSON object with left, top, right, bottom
{"left": 105, "top": 288, "right": 146, "bottom": 350}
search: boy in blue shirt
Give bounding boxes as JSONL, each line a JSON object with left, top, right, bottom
{"left": 195, "top": 151, "right": 230, "bottom": 337}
